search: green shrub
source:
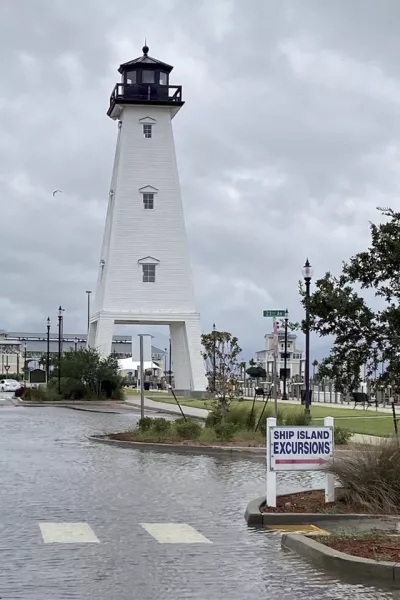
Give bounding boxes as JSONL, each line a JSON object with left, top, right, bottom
{"left": 23, "top": 387, "right": 47, "bottom": 401}
{"left": 205, "top": 404, "right": 223, "bottom": 428}
{"left": 326, "top": 436, "right": 400, "bottom": 513}
{"left": 284, "top": 410, "right": 311, "bottom": 426}
{"left": 151, "top": 418, "right": 171, "bottom": 434}
{"left": 258, "top": 407, "right": 284, "bottom": 435}
{"left": 334, "top": 426, "right": 352, "bottom": 445}
{"left": 23, "top": 387, "right": 60, "bottom": 402}
{"left": 226, "top": 404, "right": 255, "bottom": 430}
{"left": 137, "top": 417, "right": 153, "bottom": 431}
{"left": 214, "top": 422, "right": 236, "bottom": 442}
{"left": 174, "top": 418, "right": 202, "bottom": 440}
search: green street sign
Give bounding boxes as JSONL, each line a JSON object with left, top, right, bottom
{"left": 263, "top": 310, "right": 286, "bottom": 317}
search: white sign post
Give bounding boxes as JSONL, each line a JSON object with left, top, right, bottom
{"left": 266, "top": 416, "right": 335, "bottom": 508}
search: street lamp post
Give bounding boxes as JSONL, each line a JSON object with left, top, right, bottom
{"left": 86, "top": 291, "right": 92, "bottom": 336}
{"left": 23, "top": 342, "right": 27, "bottom": 387}
{"left": 168, "top": 337, "right": 172, "bottom": 386}
{"left": 46, "top": 317, "right": 51, "bottom": 382}
{"left": 212, "top": 323, "right": 217, "bottom": 394}
{"left": 282, "top": 309, "right": 289, "bottom": 400}
{"left": 74, "top": 337, "right": 78, "bottom": 352}
{"left": 58, "top": 306, "right": 64, "bottom": 394}
{"left": 302, "top": 259, "right": 313, "bottom": 418}
{"left": 164, "top": 347, "right": 167, "bottom": 381}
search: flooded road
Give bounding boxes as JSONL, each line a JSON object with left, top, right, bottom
{"left": 0, "top": 403, "right": 396, "bottom": 599}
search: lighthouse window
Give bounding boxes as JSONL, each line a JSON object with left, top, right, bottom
{"left": 142, "top": 264, "right": 156, "bottom": 283}
{"left": 159, "top": 72, "right": 167, "bottom": 85}
{"left": 143, "top": 124, "right": 152, "bottom": 138}
{"left": 126, "top": 71, "right": 137, "bottom": 84}
{"left": 143, "top": 193, "right": 154, "bottom": 209}
{"left": 142, "top": 70, "right": 155, "bottom": 84}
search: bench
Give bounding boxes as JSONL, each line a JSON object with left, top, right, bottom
{"left": 352, "top": 391, "right": 378, "bottom": 409}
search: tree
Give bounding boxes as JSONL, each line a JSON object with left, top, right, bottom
{"left": 246, "top": 366, "right": 267, "bottom": 379}
{"left": 50, "top": 347, "right": 125, "bottom": 399}
{"left": 301, "top": 207, "right": 400, "bottom": 393}
{"left": 201, "top": 329, "right": 242, "bottom": 417}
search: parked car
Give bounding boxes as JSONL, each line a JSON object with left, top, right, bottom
{"left": 0, "top": 379, "right": 22, "bottom": 393}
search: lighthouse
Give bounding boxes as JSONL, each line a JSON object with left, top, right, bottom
{"left": 88, "top": 45, "right": 207, "bottom": 393}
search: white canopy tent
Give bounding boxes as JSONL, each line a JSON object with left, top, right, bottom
{"left": 118, "top": 357, "right": 160, "bottom": 374}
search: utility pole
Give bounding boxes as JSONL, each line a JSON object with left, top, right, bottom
{"left": 138, "top": 333, "right": 154, "bottom": 419}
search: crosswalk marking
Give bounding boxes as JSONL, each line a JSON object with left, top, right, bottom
{"left": 39, "top": 522, "right": 100, "bottom": 544}
{"left": 140, "top": 523, "right": 212, "bottom": 544}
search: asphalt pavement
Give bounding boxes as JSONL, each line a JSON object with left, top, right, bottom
{"left": 0, "top": 398, "right": 395, "bottom": 599}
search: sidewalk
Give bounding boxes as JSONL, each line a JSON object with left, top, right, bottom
{"left": 124, "top": 396, "right": 209, "bottom": 420}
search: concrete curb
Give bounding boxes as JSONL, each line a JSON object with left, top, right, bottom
{"left": 281, "top": 533, "right": 400, "bottom": 584}
{"left": 90, "top": 436, "right": 265, "bottom": 457}
{"left": 244, "top": 496, "right": 381, "bottom": 526}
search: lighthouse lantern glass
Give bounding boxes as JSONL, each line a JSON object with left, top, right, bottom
{"left": 126, "top": 71, "right": 137, "bottom": 84}
{"left": 142, "top": 70, "right": 155, "bottom": 84}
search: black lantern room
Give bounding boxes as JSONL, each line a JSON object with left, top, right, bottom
{"left": 108, "top": 45, "right": 184, "bottom": 118}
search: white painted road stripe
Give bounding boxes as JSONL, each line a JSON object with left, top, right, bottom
{"left": 140, "top": 523, "right": 212, "bottom": 544}
{"left": 39, "top": 522, "right": 100, "bottom": 544}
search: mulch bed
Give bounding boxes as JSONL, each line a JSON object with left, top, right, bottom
{"left": 317, "top": 535, "right": 400, "bottom": 562}
{"left": 261, "top": 489, "right": 367, "bottom": 514}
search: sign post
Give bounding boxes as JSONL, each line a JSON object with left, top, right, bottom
{"left": 266, "top": 418, "right": 335, "bottom": 507}
{"left": 272, "top": 318, "right": 278, "bottom": 418}
{"left": 266, "top": 417, "right": 277, "bottom": 506}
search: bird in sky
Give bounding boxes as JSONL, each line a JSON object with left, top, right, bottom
{"left": 52, "top": 189, "right": 62, "bottom": 197}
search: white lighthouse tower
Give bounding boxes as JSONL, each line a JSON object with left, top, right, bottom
{"left": 89, "top": 45, "right": 207, "bottom": 393}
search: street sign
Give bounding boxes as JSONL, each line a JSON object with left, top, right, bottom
{"left": 263, "top": 310, "right": 285, "bottom": 317}
{"left": 269, "top": 425, "right": 334, "bottom": 472}
{"left": 4, "top": 365, "right": 10, "bottom": 372}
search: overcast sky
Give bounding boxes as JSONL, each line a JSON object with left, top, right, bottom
{"left": 1, "top": 0, "right": 399, "bottom": 360}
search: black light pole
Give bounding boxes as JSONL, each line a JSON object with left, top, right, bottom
{"left": 168, "top": 337, "right": 172, "bottom": 386}
{"left": 23, "top": 342, "right": 27, "bottom": 387}
{"left": 164, "top": 347, "right": 167, "bottom": 381}
{"left": 212, "top": 323, "right": 217, "bottom": 394}
{"left": 57, "top": 306, "right": 64, "bottom": 394}
{"left": 282, "top": 309, "right": 289, "bottom": 400}
{"left": 46, "top": 317, "right": 51, "bottom": 381}
{"left": 303, "top": 259, "right": 313, "bottom": 418}
{"left": 74, "top": 337, "right": 78, "bottom": 352}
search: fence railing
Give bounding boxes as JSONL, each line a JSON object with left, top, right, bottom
{"left": 236, "top": 379, "right": 398, "bottom": 405}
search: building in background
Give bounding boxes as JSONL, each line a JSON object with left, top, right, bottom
{"left": 255, "top": 329, "right": 304, "bottom": 380}
{"left": 0, "top": 330, "right": 167, "bottom": 375}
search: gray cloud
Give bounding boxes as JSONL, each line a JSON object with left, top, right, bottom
{"left": 0, "top": 0, "right": 398, "bottom": 359}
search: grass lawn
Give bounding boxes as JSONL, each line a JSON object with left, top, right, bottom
{"left": 136, "top": 394, "right": 397, "bottom": 437}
